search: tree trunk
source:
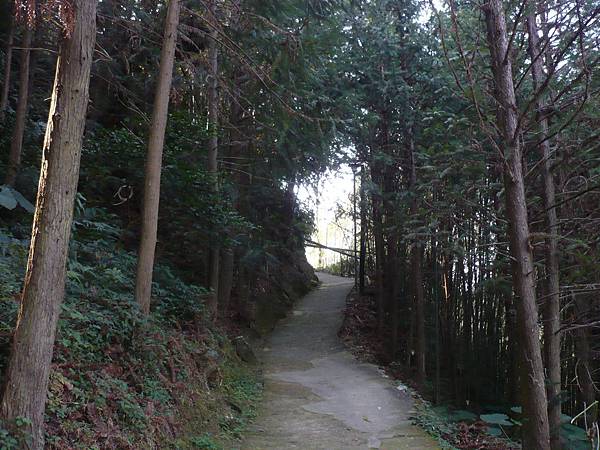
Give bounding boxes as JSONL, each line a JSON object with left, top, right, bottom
{"left": 5, "top": 24, "right": 33, "bottom": 186}
{"left": 135, "top": 0, "right": 181, "bottom": 315}
{"left": 0, "top": 1, "right": 98, "bottom": 447}
{"left": 412, "top": 243, "right": 426, "bottom": 384}
{"left": 526, "top": 14, "right": 562, "bottom": 450}
{"left": 207, "top": 0, "right": 220, "bottom": 319}
{"left": 574, "top": 294, "right": 597, "bottom": 427}
{"left": 372, "top": 190, "right": 385, "bottom": 336}
{"left": 359, "top": 168, "right": 367, "bottom": 294}
{"left": 407, "top": 129, "right": 426, "bottom": 385}
{"left": 483, "top": 0, "right": 550, "bottom": 447}
{"left": 0, "top": 5, "right": 14, "bottom": 122}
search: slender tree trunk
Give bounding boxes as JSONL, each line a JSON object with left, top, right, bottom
{"left": 574, "top": 294, "right": 597, "bottom": 426}
{"left": 526, "top": 14, "right": 562, "bottom": 450}
{"left": 5, "top": 25, "right": 33, "bottom": 186}
{"left": 0, "top": 5, "right": 15, "bottom": 122}
{"left": 390, "top": 245, "right": 404, "bottom": 359}
{"left": 0, "top": 2, "right": 98, "bottom": 447}
{"left": 484, "top": 0, "right": 550, "bottom": 447}
{"left": 407, "top": 130, "right": 426, "bottom": 385}
{"left": 359, "top": 168, "right": 367, "bottom": 294}
{"left": 206, "top": 0, "right": 220, "bottom": 319}
{"left": 372, "top": 191, "right": 385, "bottom": 335}
{"left": 412, "top": 244, "right": 426, "bottom": 384}
{"left": 135, "top": 0, "right": 180, "bottom": 315}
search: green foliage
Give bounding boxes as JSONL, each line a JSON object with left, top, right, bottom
{"left": 188, "top": 433, "right": 222, "bottom": 450}
{"left": 0, "top": 417, "right": 33, "bottom": 449}
{"left": 0, "top": 214, "right": 260, "bottom": 448}
{"left": 479, "top": 413, "right": 514, "bottom": 427}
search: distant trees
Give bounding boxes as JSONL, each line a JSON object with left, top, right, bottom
{"left": 0, "top": 1, "right": 98, "bottom": 447}
{"left": 5, "top": 10, "right": 33, "bottom": 186}
{"left": 338, "top": 0, "right": 600, "bottom": 447}
{"left": 0, "top": 1, "right": 14, "bottom": 122}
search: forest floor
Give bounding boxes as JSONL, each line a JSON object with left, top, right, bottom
{"left": 240, "top": 272, "right": 438, "bottom": 450}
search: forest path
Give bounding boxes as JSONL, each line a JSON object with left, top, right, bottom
{"left": 240, "top": 273, "right": 439, "bottom": 450}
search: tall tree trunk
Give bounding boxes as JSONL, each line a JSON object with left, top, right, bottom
{"left": 407, "top": 130, "right": 426, "bottom": 385}
{"left": 135, "top": 0, "right": 180, "bottom": 315}
{"left": 207, "top": 0, "right": 220, "bottom": 319}
{"left": 5, "top": 24, "right": 33, "bottom": 186}
{"left": 0, "top": 1, "right": 98, "bottom": 447}
{"left": 359, "top": 168, "right": 367, "bottom": 294}
{"left": 412, "top": 244, "right": 426, "bottom": 384}
{"left": 369, "top": 151, "right": 385, "bottom": 335}
{"left": 484, "top": 0, "right": 550, "bottom": 447}
{"left": 526, "top": 14, "right": 562, "bottom": 450}
{"left": 372, "top": 189, "right": 385, "bottom": 336}
{"left": 0, "top": 4, "right": 14, "bottom": 122}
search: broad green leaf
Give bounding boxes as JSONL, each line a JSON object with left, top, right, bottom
{"left": 0, "top": 186, "right": 17, "bottom": 210}
{"left": 480, "top": 413, "right": 513, "bottom": 426}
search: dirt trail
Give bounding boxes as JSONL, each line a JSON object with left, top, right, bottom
{"left": 241, "top": 273, "right": 440, "bottom": 450}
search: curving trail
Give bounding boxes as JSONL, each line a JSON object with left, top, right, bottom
{"left": 241, "top": 273, "right": 440, "bottom": 450}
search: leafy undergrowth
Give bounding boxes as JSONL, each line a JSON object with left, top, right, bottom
{"left": 0, "top": 212, "right": 261, "bottom": 449}
{"left": 339, "top": 290, "right": 563, "bottom": 450}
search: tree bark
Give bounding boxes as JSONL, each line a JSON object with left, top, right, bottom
{"left": 483, "top": 0, "right": 550, "bottom": 447}
{"left": 206, "top": 0, "right": 220, "bottom": 319}
{"left": 359, "top": 168, "right": 367, "bottom": 294}
{"left": 371, "top": 186, "right": 385, "bottom": 336}
{"left": 0, "top": 4, "right": 15, "bottom": 122}
{"left": 574, "top": 294, "right": 597, "bottom": 426}
{"left": 407, "top": 129, "right": 426, "bottom": 385}
{"left": 526, "top": 13, "right": 562, "bottom": 450}
{"left": 135, "top": 0, "right": 180, "bottom": 315}
{"left": 5, "top": 24, "right": 33, "bottom": 186}
{"left": 0, "top": 1, "right": 97, "bottom": 447}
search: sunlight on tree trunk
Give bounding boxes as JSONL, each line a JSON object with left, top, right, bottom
{"left": 0, "top": 1, "right": 98, "bottom": 446}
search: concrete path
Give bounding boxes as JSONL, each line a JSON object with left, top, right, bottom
{"left": 241, "top": 273, "right": 439, "bottom": 450}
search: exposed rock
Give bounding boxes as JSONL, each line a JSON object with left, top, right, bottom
{"left": 234, "top": 336, "right": 257, "bottom": 364}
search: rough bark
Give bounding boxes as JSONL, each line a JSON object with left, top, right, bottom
{"left": 0, "top": 1, "right": 98, "bottom": 447}
{"left": 526, "top": 14, "right": 562, "bottom": 449}
{"left": 5, "top": 24, "right": 33, "bottom": 186}
{"left": 483, "top": 0, "right": 550, "bottom": 447}
{"left": 207, "top": 0, "right": 220, "bottom": 319}
{"left": 135, "top": 0, "right": 180, "bottom": 315}
{"left": 0, "top": 5, "right": 15, "bottom": 122}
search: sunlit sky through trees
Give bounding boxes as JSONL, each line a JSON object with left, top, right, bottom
{"left": 298, "top": 165, "right": 355, "bottom": 269}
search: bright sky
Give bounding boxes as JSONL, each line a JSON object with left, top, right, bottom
{"left": 298, "top": 165, "right": 355, "bottom": 268}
